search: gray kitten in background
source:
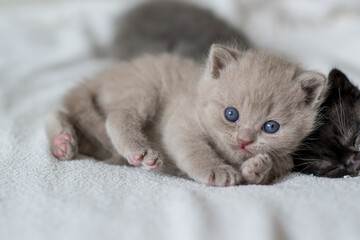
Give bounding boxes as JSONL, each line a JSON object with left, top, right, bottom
{"left": 112, "top": 0, "right": 250, "bottom": 61}
{"left": 46, "top": 44, "right": 327, "bottom": 186}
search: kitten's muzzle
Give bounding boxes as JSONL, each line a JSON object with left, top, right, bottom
{"left": 237, "top": 129, "right": 255, "bottom": 152}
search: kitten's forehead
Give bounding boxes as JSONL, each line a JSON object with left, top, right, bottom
{"left": 220, "top": 51, "right": 299, "bottom": 94}
{"left": 220, "top": 50, "right": 303, "bottom": 108}
{"left": 329, "top": 93, "right": 360, "bottom": 131}
{"left": 237, "top": 50, "right": 297, "bottom": 83}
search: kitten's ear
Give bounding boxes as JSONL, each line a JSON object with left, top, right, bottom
{"left": 207, "top": 44, "right": 239, "bottom": 79}
{"left": 329, "top": 68, "right": 356, "bottom": 94}
{"left": 296, "top": 71, "right": 327, "bottom": 106}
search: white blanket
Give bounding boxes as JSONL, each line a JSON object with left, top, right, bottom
{"left": 1, "top": 1, "right": 360, "bottom": 240}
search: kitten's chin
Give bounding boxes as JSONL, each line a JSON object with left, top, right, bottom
{"left": 239, "top": 149, "right": 254, "bottom": 158}
{"left": 230, "top": 144, "right": 254, "bottom": 159}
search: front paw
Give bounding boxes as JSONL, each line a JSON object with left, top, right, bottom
{"left": 240, "top": 153, "right": 273, "bottom": 184}
{"left": 126, "top": 148, "right": 163, "bottom": 170}
{"left": 196, "top": 164, "right": 242, "bottom": 187}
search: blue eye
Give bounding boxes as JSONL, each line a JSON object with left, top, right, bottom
{"left": 263, "top": 120, "right": 280, "bottom": 133}
{"left": 224, "top": 107, "right": 239, "bottom": 122}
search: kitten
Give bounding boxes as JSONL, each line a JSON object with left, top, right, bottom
{"left": 113, "top": 0, "right": 358, "bottom": 180}
{"left": 46, "top": 44, "right": 327, "bottom": 186}
{"left": 293, "top": 69, "right": 360, "bottom": 177}
{"left": 112, "top": 0, "right": 250, "bottom": 61}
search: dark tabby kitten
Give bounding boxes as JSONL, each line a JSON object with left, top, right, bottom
{"left": 293, "top": 69, "right": 360, "bottom": 177}
{"left": 112, "top": 0, "right": 250, "bottom": 60}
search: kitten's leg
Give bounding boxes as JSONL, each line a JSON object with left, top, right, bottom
{"left": 45, "top": 111, "right": 78, "bottom": 160}
{"left": 240, "top": 153, "right": 273, "bottom": 184}
{"left": 166, "top": 130, "right": 242, "bottom": 186}
{"left": 63, "top": 88, "right": 115, "bottom": 153}
{"left": 105, "top": 110, "right": 162, "bottom": 170}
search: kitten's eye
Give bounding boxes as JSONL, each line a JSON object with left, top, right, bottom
{"left": 224, "top": 107, "right": 239, "bottom": 122}
{"left": 263, "top": 120, "right": 280, "bottom": 134}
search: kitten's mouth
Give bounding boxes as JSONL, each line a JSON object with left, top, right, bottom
{"left": 239, "top": 146, "right": 251, "bottom": 153}
{"left": 233, "top": 144, "right": 253, "bottom": 154}
{"left": 231, "top": 144, "right": 254, "bottom": 156}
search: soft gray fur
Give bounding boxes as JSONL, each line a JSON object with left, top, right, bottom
{"left": 46, "top": 44, "right": 327, "bottom": 186}
{"left": 112, "top": 0, "right": 250, "bottom": 61}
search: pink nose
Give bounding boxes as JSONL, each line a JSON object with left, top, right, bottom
{"left": 237, "top": 129, "right": 254, "bottom": 149}
{"left": 237, "top": 138, "right": 253, "bottom": 149}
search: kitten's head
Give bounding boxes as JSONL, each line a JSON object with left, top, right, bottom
{"left": 197, "top": 44, "right": 327, "bottom": 165}
{"left": 293, "top": 69, "right": 360, "bottom": 177}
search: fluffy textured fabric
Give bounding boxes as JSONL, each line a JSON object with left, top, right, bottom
{"left": 1, "top": 0, "right": 360, "bottom": 240}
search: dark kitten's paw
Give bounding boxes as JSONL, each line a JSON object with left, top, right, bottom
{"left": 127, "top": 148, "right": 162, "bottom": 170}
{"left": 201, "top": 164, "right": 242, "bottom": 187}
{"left": 241, "top": 153, "right": 273, "bottom": 184}
{"left": 52, "top": 131, "right": 77, "bottom": 160}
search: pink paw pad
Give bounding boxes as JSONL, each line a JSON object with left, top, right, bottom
{"left": 54, "top": 135, "right": 63, "bottom": 147}
{"left": 52, "top": 133, "right": 73, "bottom": 158}
{"left": 126, "top": 150, "right": 161, "bottom": 170}
{"left": 243, "top": 165, "right": 253, "bottom": 174}
{"left": 54, "top": 133, "right": 71, "bottom": 147}
{"left": 205, "top": 175, "right": 213, "bottom": 186}
{"left": 144, "top": 159, "right": 155, "bottom": 166}
{"left": 128, "top": 154, "right": 142, "bottom": 166}
{"left": 64, "top": 134, "right": 71, "bottom": 141}
{"left": 55, "top": 149, "right": 64, "bottom": 157}
{"left": 147, "top": 160, "right": 160, "bottom": 170}
{"left": 205, "top": 180, "right": 211, "bottom": 186}
{"left": 60, "top": 144, "right": 67, "bottom": 152}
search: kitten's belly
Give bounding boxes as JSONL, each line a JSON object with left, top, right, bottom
{"left": 146, "top": 101, "right": 175, "bottom": 151}
{"left": 143, "top": 97, "right": 191, "bottom": 174}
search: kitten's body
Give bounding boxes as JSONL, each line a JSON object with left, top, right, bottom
{"left": 46, "top": 45, "right": 327, "bottom": 186}
{"left": 112, "top": 0, "right": 249, "bottom": 61}
{"left": 112, "top": 0, "right": 359, "bottom": 180}
{"left": 293, "top": 69, "right": 360, "bottom": 177}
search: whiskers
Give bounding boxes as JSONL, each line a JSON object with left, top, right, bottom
{"left": 293, "top": 157, "right": 325, "bottom": 166}
{"left": 333, "top": 91, "right": 348, "bottom": 138}
{"left": 293, "top": 156, "right": 335, "bottom": 174}
{"left": 331, "top": 94, "right": 358, "bottom": 144}
{"left": 294, "top": 141, "right": 317, "bottom": 152}
{"left": 267, "top": 146, "right": 286, "bottom": 159}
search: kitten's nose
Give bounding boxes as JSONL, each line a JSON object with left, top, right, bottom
{"left": 237, "top": 129, "right": 254, "bottom": 150}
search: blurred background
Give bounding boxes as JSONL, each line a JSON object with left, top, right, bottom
{"left": 1, "top": 0, "right": 360, "bottom": 84}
